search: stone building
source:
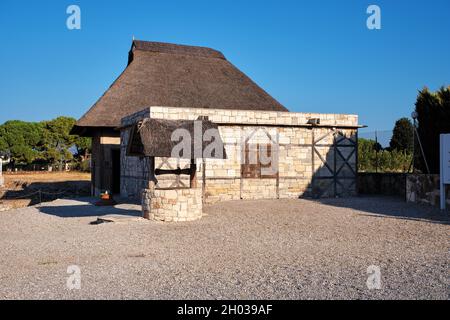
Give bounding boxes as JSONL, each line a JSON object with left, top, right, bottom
{"left": 72, "top": 40, "right": 361, "bottom": 220}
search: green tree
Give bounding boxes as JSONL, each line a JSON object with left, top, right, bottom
{"left": 0, "top": 120, "right": 44, "bottom": 166}
{"left": 0, "top": 116, "right": 91, "bottom": 170}
{"left": 41, "top": 116, "right": 77, "bottom": 169}
{"left": 74, "top": 136, "right": 91, "bottom": 160}
{"left": 358, "top": 138, "right": 412, "bottom": 173}
{"left": 0, "top": 135, "right": 8, "bottom": 152}
{"left": 415, "top": 86, "right": 450, "bottom": 173}
{"left": 389, "top": 117, "right": 413, "bottom": 152}
{"left": 358, "top": 138, "right": 378, "bottom": 172}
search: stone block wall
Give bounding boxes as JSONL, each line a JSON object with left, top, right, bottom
{"left": 148, "top": 106, "right": 358, "bottom": 127}
{"left": 142, "top": 187, "right": 203, "bottom": 222}
{"left": 120, "top": 106, "right": 359, "bottom": 202}
{"left": 204, "top": 178, "right": 241, "bottom": 203}
{"left": 120, "top": 126, "right": 151, "bottom": 198}
{"left": 406, "top": 174, "right": 450, "bottom": 209}
{"left": 241, "top": 179, "right": 277, "bottom": 199}
{"left": 358, "top": 173, "right": 406, "bottom": 198}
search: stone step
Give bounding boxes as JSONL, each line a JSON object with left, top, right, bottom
{"left": 94, "top": 214, "right": 146, "bottom": 224}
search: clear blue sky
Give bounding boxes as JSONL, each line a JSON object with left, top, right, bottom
{"left": 0, "top": 0, "right": 449, "bottom": 134}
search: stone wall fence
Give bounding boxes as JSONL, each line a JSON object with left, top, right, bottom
{"left": 358, "top": 172, "right": 450, "bottom": 211}
{"left": 358, "top": 173, "right": 406, "bottom": 198}
{"left": 406, "top": 174, "right": 450, "bottom": 210}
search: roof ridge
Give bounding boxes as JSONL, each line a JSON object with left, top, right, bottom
{"left": 131, "top": 40, "right": 226, "bottom": 60}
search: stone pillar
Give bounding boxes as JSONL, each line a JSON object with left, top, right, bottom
{"left": 141, "top": 187, "right": 203, "bottom": 222}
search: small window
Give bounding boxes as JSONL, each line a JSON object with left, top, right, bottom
{"left": 241, "top": 143, "right": 277, "bottom": 179}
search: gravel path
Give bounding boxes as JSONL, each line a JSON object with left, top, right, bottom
{"left": 0, "top": 196, "right": 448, "bottom": 300}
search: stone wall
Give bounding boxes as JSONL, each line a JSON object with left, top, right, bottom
{"left": 120, "top": 127, "right": 151, "bottom": 198}
{"left": 142, "top": 187, "right": 202, "bottom": 222}
{"left": 358, "top": 173, "right": 406, "bottom": 198}
{"left": 148, "top": 106, "right": 358, "bottom": 127}
{"left": 120, "top": 106, "right": 359, "bottom": 202}
{"left": 406, "top": 174, "right": 450, "bottom": 209}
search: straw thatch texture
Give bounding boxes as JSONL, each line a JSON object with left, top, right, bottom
{"left": 127, "top": 118, "right": 226, "bottom": 159}
{"left": 73, "top": 40, "right": 288, "bottom": 135}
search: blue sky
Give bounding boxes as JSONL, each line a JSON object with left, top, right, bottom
{"left": 0, "top": 0, "right": 449, "bottom": 134}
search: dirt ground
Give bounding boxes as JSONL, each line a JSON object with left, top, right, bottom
{"left": 0, "top": 196, "right": 448, "bottom": 300}
{"left": 0, "top": 172, "right": 90, "bottom": 209}
{"left": 2, "top": 171, "right": 90, "bottom": 184}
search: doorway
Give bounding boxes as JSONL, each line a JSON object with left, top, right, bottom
{"left": 111, "top": 149, "right": 121, "bottom": 195}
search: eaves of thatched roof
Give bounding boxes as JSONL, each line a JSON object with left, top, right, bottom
{"left": 127, "top": 118, "right": 226, "bottom": 159}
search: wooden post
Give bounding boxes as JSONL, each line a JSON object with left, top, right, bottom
{"left": 275, "top": 130, "right": 280, "bottom": 199}
{"left": 311, "top": 128, "right": 315, "bottom": 197}
{"left": 190, "top": 159, "right": 197, "bottom": 188}
{"left": 202, "top": 158, "right": 206, "bottom": 203}
{"left": 148, "top": 156, "right": 158, "bottom": 187}
{"left": 333, "top": 130, "right": 337, "bottom": 197}
{"left": 143, "top": 156, "right": 155, "bottom": 220}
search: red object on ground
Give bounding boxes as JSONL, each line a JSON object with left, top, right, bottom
{"left": 94, "top": 197, "right": 117, "bottom": 206}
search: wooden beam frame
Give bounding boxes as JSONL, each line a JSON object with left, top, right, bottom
{"left": 311, "top": 128, "right": 358, "bottom": 198}
{"left": 151, "top": 157, "right": 198, "bottom": 189}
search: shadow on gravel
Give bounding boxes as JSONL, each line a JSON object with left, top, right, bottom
{"left": 313, "top": 196, "right": 450, "bottom": 225}
{"left": 38, "top": 198, "right": 141, "bottom": 218}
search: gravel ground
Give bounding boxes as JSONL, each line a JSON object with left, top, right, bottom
{"left": 0, "top": 196, "right": 448, "bottom": 300}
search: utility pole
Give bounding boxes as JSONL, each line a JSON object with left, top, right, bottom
{"left": 411, "top": 111, "right": 430, "bottom": 174}
{"left": 375, "top": 130, "right": 378, "bottom": 173}
{"left": 411, "top": 115, "right": 416, "bottom": 173}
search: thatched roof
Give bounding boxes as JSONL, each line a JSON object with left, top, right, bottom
{"left": 72, "top": 40, "right": 288, "bottom": 135}
{"left": 127, "top": 118, "right": 226, "bottom": 159}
